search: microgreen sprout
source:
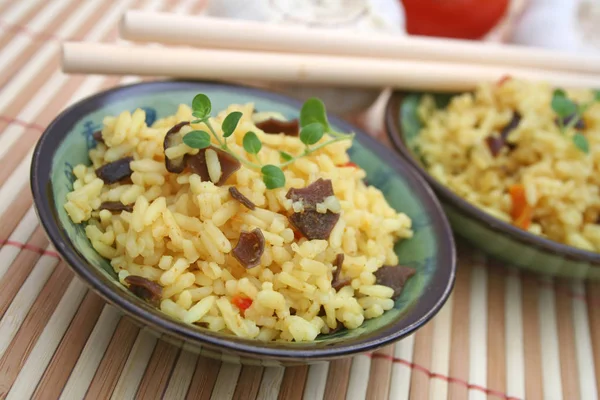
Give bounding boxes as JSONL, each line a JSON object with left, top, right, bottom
{"left": 182, "top": 94, "right": 354, "bottom": 189}
{"left": 551, "top": 89, "right": 600, "bottom": 154}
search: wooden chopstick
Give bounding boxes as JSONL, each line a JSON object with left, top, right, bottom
{"left": 61, "top": 42, "right": 600, "bottom": 91}
{"left": 119, "top": 10, "right": 600, "bottom": 76}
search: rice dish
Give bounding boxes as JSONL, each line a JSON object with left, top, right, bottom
{"left": 416, "top": 79, "right": 600, "bottom": 251}
{"left": 63, "top": 97, "right": 415, "bottom": 342}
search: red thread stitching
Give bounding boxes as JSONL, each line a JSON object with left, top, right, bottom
{"left": 0, "top": 237, "right": 596, "bottom": 394}
{"left": 0, "top": 115, "right": 45, "bottom": 131}
{"left": 369, "top": 353, "right": 521, "bottom": 400}
{"left": 537, "top": 279, "right": 586, "bottom": 302}
{"left": 0, "top": 239, "right": 60, "bottom": 258}
{"left": 0, "top": 19, "right": 60, "bottom": 41}
{"left": 0, "top": 238, "right": 588, "bottom": 304}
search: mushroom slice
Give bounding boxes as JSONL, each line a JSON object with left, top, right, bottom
{"left": 99, "top": 201, "right": 133, "bottom": 213}
{"left": 232, "top": 228, "right": 265, "bottom": 269}
{"left": 229, "top": 187, "right": 256, "bottom": 210}
{"left": 255, "top": 118, "right": 299, "bottom": 136}
{"left": 374, "top": 265, "right": 416, "bottom": 299}
{"left": 163, "top": 121, "right": 190, "bottom": 173}
{"left": 124, "top": 275, "right": 163, "bottom": 306}
{"left": 331, "top": 253, "right": 350, "bottom": 291}
{"left": 187, "top": 147, "right": 241, "bottom": 185}
{"left": 95, "top": 157, "right": 133, "bottom": 184}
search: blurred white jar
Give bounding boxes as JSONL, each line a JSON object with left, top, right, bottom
{"left": 204, "top": 0, "right": 406, "bottom": 115}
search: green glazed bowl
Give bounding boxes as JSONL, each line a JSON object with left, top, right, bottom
{"left": 31, "top": 81, "right": 456, "bottom": 365}
{"left": 385, "top": 91, "right": 600, "bottom": 280}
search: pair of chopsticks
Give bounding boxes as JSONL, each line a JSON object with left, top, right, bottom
{"left": 61, "top": 10, "right": 600, "bottom": 91}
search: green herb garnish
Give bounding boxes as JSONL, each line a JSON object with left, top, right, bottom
{"left": 279, "top": 151, "right": 293, "bottom": 161}
{"left": 191, "top": 94, "right": 211, "bottom": 121}
{"left": 182, "top": 130, "right": 211, "bottom": 149}
{"left": 299, "top": 122, "right": 324, "bottom": 145}
{"left": 243, "top": 131, "right": 262, "bottom": 154}
{"left": 300, "top": 98, "right": 331, "bottom": 131}
{"left": 183, "top": 94, "right": 354, "bottom": 189}
{"left": 261, "top": 165, "right": 286, "bottom": 189}
{"left": 551, "top": 88, "right": 599, "bottom": 154}
{"left": 222, "top": 111, "right": 243, "bottom": 138}
{"left": 572, "top": 132, "right": 589, "bottom": 153}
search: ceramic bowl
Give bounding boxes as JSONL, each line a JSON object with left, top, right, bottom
{"left": 386, "top": 91, "right": 600, "bottom": 280}
{"left": 31, "top": 81, "right": 456, "bottom": 365}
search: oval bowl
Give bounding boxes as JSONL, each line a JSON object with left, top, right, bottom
{"left": 31, "top": 81, "right": 456, "bottom": 365}
{"left": 385, "top": 91, "right": 600, "bottom": 280}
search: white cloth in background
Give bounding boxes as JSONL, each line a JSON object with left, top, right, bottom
{"left": 204, "top": 0, "right": 405, "bottom": 34}
{"left": 202, "top": 0, "right": 406, "bottom": 114}
{"left": 512, "top": 0, "right": 600, "bottom": 53}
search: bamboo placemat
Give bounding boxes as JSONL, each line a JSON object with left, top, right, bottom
{"left": 0, "top": 0, "right": 598, "bottom": 399}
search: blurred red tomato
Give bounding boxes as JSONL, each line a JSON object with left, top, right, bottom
{"left": 402, "top": 0, "right": 510, "bottom": 40}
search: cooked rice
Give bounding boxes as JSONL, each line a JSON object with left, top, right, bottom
{"left": 64, "top": 102, "right": 413, "bottom": 342}
{"left": 416, "top": 79, "right": 600, "bottom": 251}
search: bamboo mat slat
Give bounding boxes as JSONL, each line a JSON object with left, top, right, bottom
{"left": 0, "top": 0, "right": 597, "bottom": 398}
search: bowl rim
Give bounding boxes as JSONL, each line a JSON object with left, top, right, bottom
{"left": 385, "top": 90, "right": 600, "bottom": 266}
{"left": 31, "top": 80, "right": 456, "bottom": 360}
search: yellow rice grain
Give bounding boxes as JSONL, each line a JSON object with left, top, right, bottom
{"left": 176, "top": 290, "right": 193, "bottom": 310}
{"left": 184, "top": 295, "right": 216, "bottom": 323}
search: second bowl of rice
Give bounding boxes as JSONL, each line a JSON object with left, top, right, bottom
{"left": 386, "top": 79, "right": 600, "bottom": 279}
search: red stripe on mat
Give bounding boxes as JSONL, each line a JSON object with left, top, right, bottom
{"left": 2, "top": 239, "right": 592, "bottom": 304}
{"left": 0, "top": 115, "right": 46, "bottom": 131}
{"left": 0, "top": 234, "right": 593, "bottom": 397}
{"left": 0, "top": 239, "right": 60, "bottom": 258}
{"left": 537, "top": 279, "right": 587, "bottom": 301}
{"left": 369, "top": 353, "right": 522, "bottom": 400}
{"left": 0, "top": 118, "right": 594, "bottom": 304}
{"left": 0, "top": 19, "right": 60, "bottom": 41}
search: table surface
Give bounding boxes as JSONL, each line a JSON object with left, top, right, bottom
{"left": 0, "top": 0, "right": 598, "bottom": 399}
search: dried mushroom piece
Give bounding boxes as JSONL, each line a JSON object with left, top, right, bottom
{"left": 232, "top": 228, "right": 265, "bottom": 268}
{"left": 374, "top": 265, "right": 416, "bottom": 299}
{"left": 288, "top": 211, "right": 340, "bottom": 240}
{"left": 229, "top": 187, "right": 256, "bottom": 210}
{"left": 255, "top": 118, "right": 299, "bottom": 136}
{"left": 124, "top": 275, "right": 162, "bottom": 306}
{"left": 286, "top": 179, "right": 340, "bottom": 240}
{"left": 187, "top": 147, "right": 241, "bottom": 186}
{"left": 331, "top": 253, "right": 350, "bottom": 291}
{"left": 327, "top": 322, "right": 344, "bottom": 335}
{"left": 99, "top": 201, "right": 133, "bottom": 213}
{"left": 95, "top": 156, "right": 134, "bottom": 184}
{"left": 286, "top": 178, "right": 334, "bottom": 206}
{"left": 163, "top": 121, "right": 190, "bottom": 173}
{"left": 92, "top": 130, "right": 104, "bottom": 144}
{"left": 485, "top": 112, "right": 521, "bottom": 157}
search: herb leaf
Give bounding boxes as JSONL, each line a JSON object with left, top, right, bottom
{"left": 595, "top": 90, "right": 600, "bottom": 102}
{"left": 551, "top": 89, "right": 577, "bottom": 118}
{"left": 261, "top": 165, "right": 285, "bottom": 189}
{"left": 184, "top": 93, "right": 353, "bottom": 190}
{"left": 299, "top": 122, "right": 324, "bottom": 145}
{"left": 222, "top": 111, "right": 243, "bottom": 138}
{"left": 554, "top": 89, "right": 566, "bottom": 98}
{"left": 300, "top": 98, "right": 330, "bottom": 131}
{"left": 183, "top": 130, "right": 212, "bottom": 149}
{"left": 572, "top": 133, "right": 590, "bottom": 154}
{"left": 192, "top": 94, "right": 211, "bottom": 120}
{"left": 279, "top": 151, "right": 293, "bottom": 161}
{"left": 243, "top": 131, "right": 262, "bottom": 154}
